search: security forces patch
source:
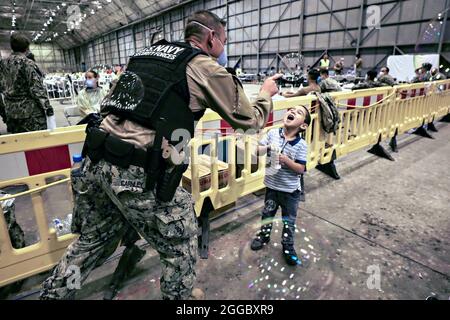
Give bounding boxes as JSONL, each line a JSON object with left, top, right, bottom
{"left": 133, "top": 44, "right": 186, "bottom": 61}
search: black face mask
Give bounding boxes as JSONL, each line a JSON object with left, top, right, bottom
{"left": 26, "top": 51, "right": 35, "bottom": 61}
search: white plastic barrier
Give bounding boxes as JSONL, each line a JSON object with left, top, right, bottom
{"left": 98, "top": 74, "right": 113, "bottom": 88}
{"left": 44, "top": 77, "right": 75, "bottom": 105}
{"left": 71, "top": 79, "right": 85, "bottom": 95}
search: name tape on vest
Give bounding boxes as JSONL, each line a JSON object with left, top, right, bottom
{"left": 133, "top": 45, "right": 186, "bottom": 61}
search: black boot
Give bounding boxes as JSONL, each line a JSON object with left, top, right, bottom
{"left": 250, "top": 224, "right": 272, "bottom": 251}
{"left": 283, "top": 247, "right": 300, "bottom": 266}
{"left": 103, "top": 244, "right": 146, "bottom": 300}
{"left": 250, "top": 234, "right": 271, "bottom": 251}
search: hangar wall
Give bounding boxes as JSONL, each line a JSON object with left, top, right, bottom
{"left": 50, "top": 0, "right": 450, "bottom": 73}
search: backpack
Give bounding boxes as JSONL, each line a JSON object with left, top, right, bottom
{"left": 314, "top": 92, "right": 341, "bottom": 134}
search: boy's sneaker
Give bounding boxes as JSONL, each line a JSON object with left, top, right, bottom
{"left": 283, "top": 247, "right": 300, "bottom": 266}
{"left": 250, "top": 235, "right": 270, "bottom": 251}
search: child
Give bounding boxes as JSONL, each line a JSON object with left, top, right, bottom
{"left": 251, "top": 105, "right": 311, "bottom": 266}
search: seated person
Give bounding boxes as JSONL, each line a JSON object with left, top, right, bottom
{"left": 377, "top": 66, "right": 397, "bottom": 86}
{"left": 282, "top": 69, "right": 321, "bottom": 98}
{"left": 421, "top": 62, "right": 433, "bottom": 81}
{"left": 76, "top": 70, "right": 108, "bottom": 117}
{"left": 352, "top": 70, "right": 380, "bottom": 91}
{"left": 430, "top": 67, "right": 447, "bottom": 81}
{"left": 411, "top": 67, "right": 424, "bottom": 83}
{"left": 319, "top": 69, "right": 342, "bottom": 93}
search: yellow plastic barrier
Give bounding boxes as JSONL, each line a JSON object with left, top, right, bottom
{"left": 0, "top": 170, "right": 77, "bottom": 287}
{"left": 1, "top": 80, "right": 450, "bottom": 288}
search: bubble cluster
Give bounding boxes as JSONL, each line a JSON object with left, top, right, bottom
{"left": 242, "top": 218, "right": 322, "bottom": 300}
{"left": 415, "top": 9, "right": 449, "bottom": 51}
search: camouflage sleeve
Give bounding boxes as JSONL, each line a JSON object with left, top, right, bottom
{"left": 27, "top": 63, "right": 54, "bottom": 116}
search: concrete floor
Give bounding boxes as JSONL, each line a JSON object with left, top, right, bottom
{"left": 4, "top": 120, "right": 449, "bottom": 300}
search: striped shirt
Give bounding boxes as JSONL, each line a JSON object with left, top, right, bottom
{"left": 260, "top": 128, "right": 308, "bottom": 193}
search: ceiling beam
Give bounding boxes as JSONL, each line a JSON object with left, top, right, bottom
{"left": 120, "top": 0, "right": 142, "bottom": 19}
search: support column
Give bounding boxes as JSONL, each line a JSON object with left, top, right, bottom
{"left": 256, "top": 0, "right": 261, "bottom": 74}
{"left": 438, "top": 0, "right": 449, "bottom": 55}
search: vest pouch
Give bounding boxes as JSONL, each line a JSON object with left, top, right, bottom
{"left": 104, "top": 135, "right": 135, "bottom": 169}
{"left": 84, "top": 128, "right": 109, "bottom": 163}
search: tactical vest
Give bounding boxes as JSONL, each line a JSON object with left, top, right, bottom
{"left": 101, "top": 39, "right": 205, "bottom": 145}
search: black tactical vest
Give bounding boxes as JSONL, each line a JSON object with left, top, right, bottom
{"left": 101, "top": 39, "right": 205, "bottom": 144}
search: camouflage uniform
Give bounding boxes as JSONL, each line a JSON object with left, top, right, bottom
{"left": 40, "top": 38, "right": 273, "bottom": 300}
{"left": 378, "top": 74, "right": 396, "bottom": 87}
{"left": 320, "top": 77, "right": 342, "bottom": 93}
{"left": 40, "top": 158, "right": 198, "bottom": 300}
{"left": 0, "top": 191, "right": 26, "bottom": 250}
{"left": 0, "top": 52, "right": 53, "bottom": 134}
{"left": 430, "top": 72, "right": 447, "bottom": 81}
{"left": 353, "top": 80, "right": 379, "bottom": 91}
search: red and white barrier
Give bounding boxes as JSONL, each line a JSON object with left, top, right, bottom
{"left": 399, "top": 88, "right": 426, "bottom": 99}
{"left": 0, "top": 143, "right": 83, "bottom": 181}
{"left": 337, "top": 94, "right": 385, "bottom": 110}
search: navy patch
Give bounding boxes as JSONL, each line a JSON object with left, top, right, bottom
{"left": 133, "top": 44, "right": 186, "bottom": 61}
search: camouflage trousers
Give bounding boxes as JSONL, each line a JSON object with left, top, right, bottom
{"left": 6, "top": 115, "right": 47, "bottom": 134}
{"left": 0, "top": 193, "right": 26, "bottom": 250}
{"left": 40, "top": 158, "right": 198, "bottom": 300}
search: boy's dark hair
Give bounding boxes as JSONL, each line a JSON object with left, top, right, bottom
{"left": 383, "top": 66, "right": 390, "bottom": 73}
{"left": 302, "top": 106, "right": 312, "bottom": 127}
{"left": 298, "top": 105, "right": 311, "bottom": 133}
{"left": 320, "top": 68, "right": 329, "bottom": 76}
{"left": 367, "top": 70, "right": 377, "bottom": 81}
{"left": 308, "top": 69, "right": 320, "bottom": 82}
{"left": 10, "top": 33, "right": 30, "bottom": 53}
{"left": 356, "top": 53, "right": 361, "bottom": 59}
{"left": 185, "top": 10, "right": 227, "bottom": 41}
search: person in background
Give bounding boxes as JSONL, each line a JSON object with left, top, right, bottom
{"left": 334, "top": 58, "right": 344, "bottom": 75}
{"left": 354, "top": 53, "right": 363, "bottom": 77}
{"left": 0, "top": 33, "right": 54, "bottom": 134}
{"left": 319, "top": 69, "right": 342, "bottom": 92}
{"left": 353, "top": 70, "right": 379, "bottom": 90}
{"left": 378, "top": 66, "right": 397, "bottom": 87}
{"left": 411, "top": 67, "right": 424, "bottom": 83}
{"left": 76, "top": 70, "right": 108, "bottom": 117}
{"left": 429, "top": 67, "right": 447, "bottom": 81}
{"left": 421, "top": 63, "right": 433, "bottom": 81}
{"left": 282, "top": 69, "right": 321, "bottom": 98}
{"left": 320, "top": 54, "right": 330, "bottom": 70}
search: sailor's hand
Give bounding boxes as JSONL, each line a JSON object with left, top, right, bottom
{"left": 261, "top": 74, "right": 283, "bottom": 97}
